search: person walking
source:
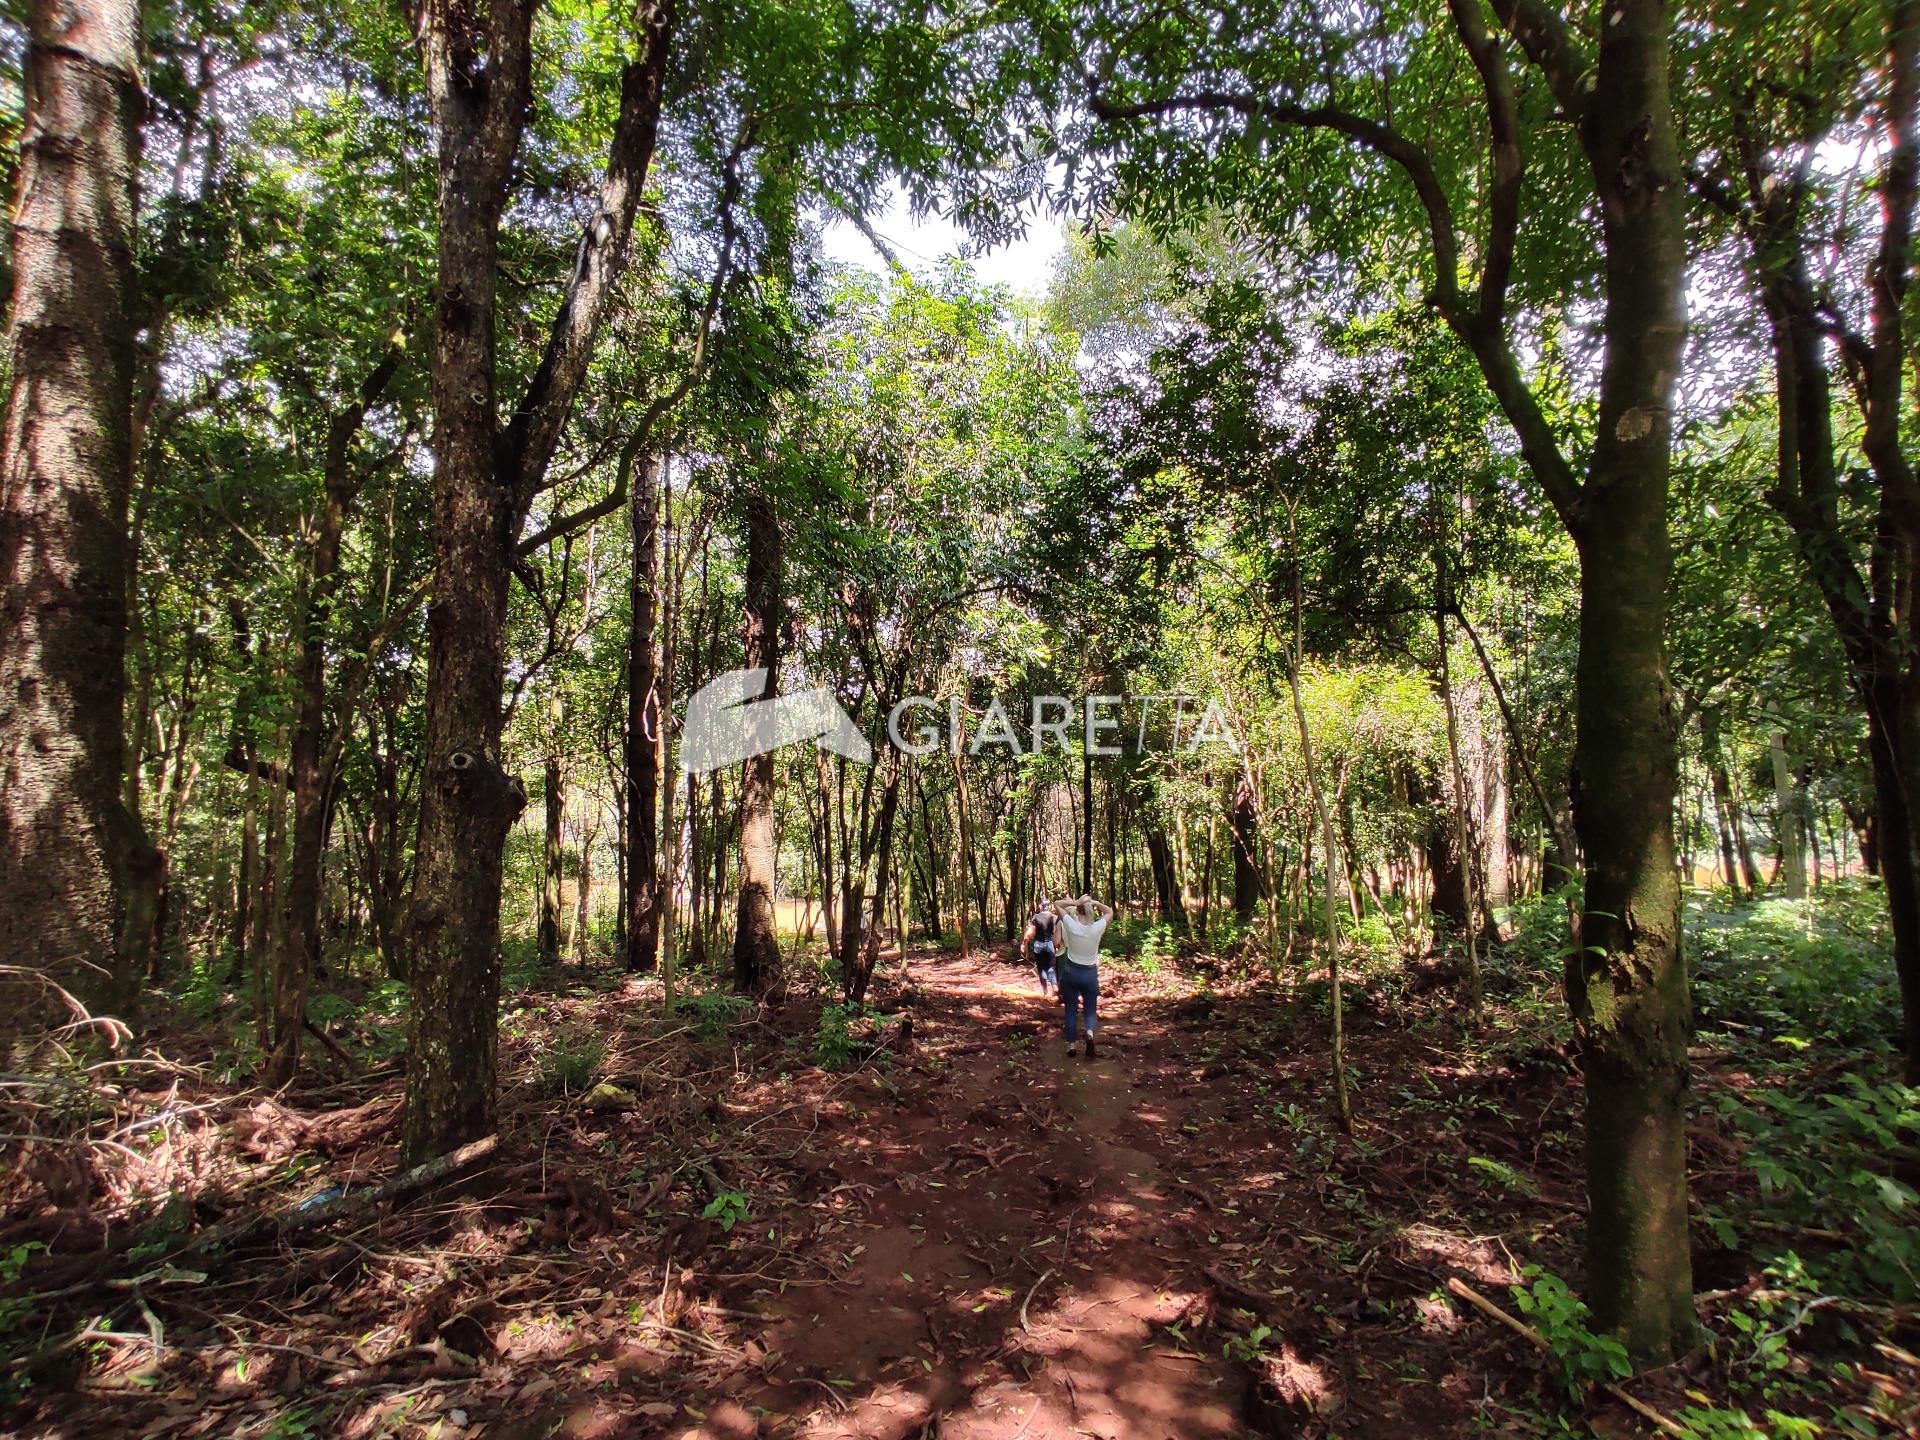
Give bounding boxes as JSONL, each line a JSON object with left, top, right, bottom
{"left": 1055, "top": 894, "right": 1113, "bottom": 1058}
{"left": 1021, "top": 898, "right": 1061, "bottom": 996}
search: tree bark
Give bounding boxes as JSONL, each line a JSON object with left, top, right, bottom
{"left": 1144, "top": 825, "right": 1185, "bottom": 934}
{"left": 539, "top": 750, "right": 565, "bottom": 966}
{"left": 573, "top": 819, "right": 596, "bottom": 962}
{"left": 732, "top": 491, "right": 783, "bottom": 996}
{"left": 1717, "top": 0, "right": 1920, "bottom": 1080}
{"left": 404, "top": 0, "right": 675, "bottom": 1162}
{"left": 1701, "top": 712, "right": 1748, "bottom": 898}
{"left": 264, "top": 343, "right": 404, "bottom": 1084}
{"left": 1768, "top": 731, "right": 1807, "bottom": 899}
{"left": 0, "top": 0, "right": 149, "bottom": 1025}
{"left": 1549, "top": 0, "right": 1695, "bottom": 1360}
{"left": 1231, "top": 773, "right": 1259, "bottom": 924}
{"left": 1478, "top": 681, "right": 1511, "bottom": 918}
{"left": 625, "top": 454, "right": 662, "bottom": 970}
{"left": 1436, "top": 553, "right": 1482, "bottom": 1001}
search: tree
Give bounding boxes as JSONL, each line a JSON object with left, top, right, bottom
{"left": 403, "top": 0, "right": 676, "bottom": 1162}
{"left": 1040, "top": 0, "right": 1697, "bottom": 1358}
{"left": 626, "top": 454, "right": 665, "bottom": 972}
{"left": 1688, "top": 0, "right": 1920, "bottom": 1079}
{"left": 731, "top": 490, "right": 786, "bottom": 995}
{"left": 0, "top": 0, "right": 150, "bottom": 1023}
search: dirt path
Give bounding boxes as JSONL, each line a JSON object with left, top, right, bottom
{"left": 699, "top": 950, "right": 1255, "bottom": 1440}
{"left": 21, "top": 945, "right": 1568, "bottom": 1440}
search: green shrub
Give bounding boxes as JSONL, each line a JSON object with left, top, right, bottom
{"left": 814, "top": 1000, "right": 885, "bottom": 1070}
{"left": 1506, "top": 1267, "right": 1631, "bottom": 1402}
{"left": 1713, "top": 1076, "right": 1920, "bottom": 1301}
{"left": 1690, "top": 887, "right": 1901, "bottom": 1053}
{"left": 1133, "top": 923, "right": 1176, "bottom": 975}
{"left": 1348, "top": 911, "right": 1398, "bottom": 967}
{"left": 533, "top": 1027, "right": 606, "bottom": 1096}
{"left": 677, "top": 991, "right": 755, "bottom": 1040}
{"left": 700, "top": 1189, "right": 751, "bottom": 1231}
{"left": 1495, "top": 885, "right": 1578, "bottom": 986}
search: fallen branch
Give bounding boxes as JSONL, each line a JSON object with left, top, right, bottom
{"left": 1446, "top": 1277, "right": 1686, "bottom": 1437}
{"left": 1019, "top": 1266, "right": 1056, "bottom": 1335}
{"left": 303, "top": 1019, "right": 361, "bottom": 1073}
{"left": 10, "top": 1135, "right": 499, "bottom": 1319}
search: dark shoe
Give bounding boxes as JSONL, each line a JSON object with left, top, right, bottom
{"left": 1084, "top": 1035, "right": 1096, "bottom": 1059}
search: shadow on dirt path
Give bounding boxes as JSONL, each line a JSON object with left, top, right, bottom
{"left": 707, "top": 950, "right": 1250, "bottom": 1440}
{"left": 20, "top": 941, "right": 1579, "bottom": 1440}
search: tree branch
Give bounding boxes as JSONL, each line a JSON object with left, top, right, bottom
{"left": 1089, "top": 89, "right": 1466, "bottom": 314}
{"left": 1089, "top": 82, "right": 1584, "bottom": 524}
{"left": 501, "top": 0, "right": 678, "bottom": 504}
{"left": 1446, "top": 0, "right": 1524, "bottom": 325}
{"left": 1862, "top": 0, "right": 1920, "bottom": 527}
{"left": 1488, "top": 0, "right": 1595, "bottom": 125}
{"left": 514, "top": 124, "right": 749, "bottom": 559}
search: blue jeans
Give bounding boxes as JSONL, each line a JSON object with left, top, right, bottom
{"left": 1033, "top": 942, "right": 1057, "bottom": 994}
{"left": 1059, "top": 961, "right": 1098, "bottom": 1040}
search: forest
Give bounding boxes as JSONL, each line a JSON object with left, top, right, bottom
{"left": 0, "top": 0, "right": 1916, "bottom": 1435}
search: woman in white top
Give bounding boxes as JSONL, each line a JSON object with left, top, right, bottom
{"left": 1052, "top": 894, "right": 1112, "bottom": 1058}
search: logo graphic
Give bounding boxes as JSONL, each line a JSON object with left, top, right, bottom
{"left": 680, "top": 668, "right": 872, "bottom": 775}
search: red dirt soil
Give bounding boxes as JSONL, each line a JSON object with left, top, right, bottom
{"left": 5, "top": 946, "right": 1711, "bottom": 1439}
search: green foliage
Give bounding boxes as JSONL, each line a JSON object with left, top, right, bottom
{"left": 1506, "top": 1268, "right": 1632, "bottom": 1403}
{"left": 1498, "top": 887, "right": 1578, "bottom": 981}
{"left": 700, "top": 1190, "right": 751, "bottom": 1232}
{"left": 1465, "top": 1155, "right": 1539, "bottom": 1200}
{"left": 813, "top": 1001, "right": 885, "bottom": 1071}
{"left": 533, "top": 1028, "right": 607, "bottom": 1098}
{"left": 1691, "top": 887, "right": 1902, "bottom": 1054}
{"left": 678, "top": 992, "right": 755, "bottom": 1041}
{"left": 1221, "top": 1322, "right": 1275, "bottom": 1364}
{"left": 0, "top": 1242, "right": 44, "bottom": 1337}
{"left": 1671, "top": 1405, "right": 1820, "bottom": 1440}
{"left": 1347, "top": 912, "right": 1398, "bottom": 968}
{"left": 1714, "top": 1077, "right": 1920, "bottom": 1301}
{"left": 1131, "top": 923, "right": 1177, "bottom": 974}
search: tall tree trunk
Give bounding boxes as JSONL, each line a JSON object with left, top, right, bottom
{"left": 949, "top": 753, "right": 972, "bottom": 957}
{"left": 255, "top": 724, "right": 290, "bottom": 1051}
{"left": 1079, "top": 750, "right": 1094, "bottom": 894}
{"left": 1701, "top": 713, "right": 1748, "bottom": 898}
{"left": 540, "top": 750, "right": 565, "bottom": 965}
{"left": 1478, "top": 683, "right": 1511, "bottom": 919}
{"left": 732, "top": 491, "right": 783, "bottom": 996}
{"left": 1436, "top": 553, "right": 1482, "bottom": 1003}
{"left": 625, "top": 454, "right": 662, "bottom": 970}
{"left": 0, "top": 0, "right": 148, "bottom": 1025}
{"left": 404, "top": 0, "right": 675, "bottom": 1161}
{"left": 1231, "top": 773, "right": 1258, "bottom": 925}
{"left": 1733, "top": 0, "right": 1920, "bottom": 1078}
{"left": 228, "top": 759, "right": 260, "bottom": 982}
{"left": 1144, "top": 826, "right": 1184, "bottom": 934}
{"left": 573, "top": 820, "right": 596, "bottom": 963}
{"left": 1553, "top": 0, "right": 1694, "bottom": 1359}
{"left": 1768, "top": 731, "right": 1807, "bottom": 899}
{"left": 265, "top": 344, "right": 402, "bottom": 1085}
